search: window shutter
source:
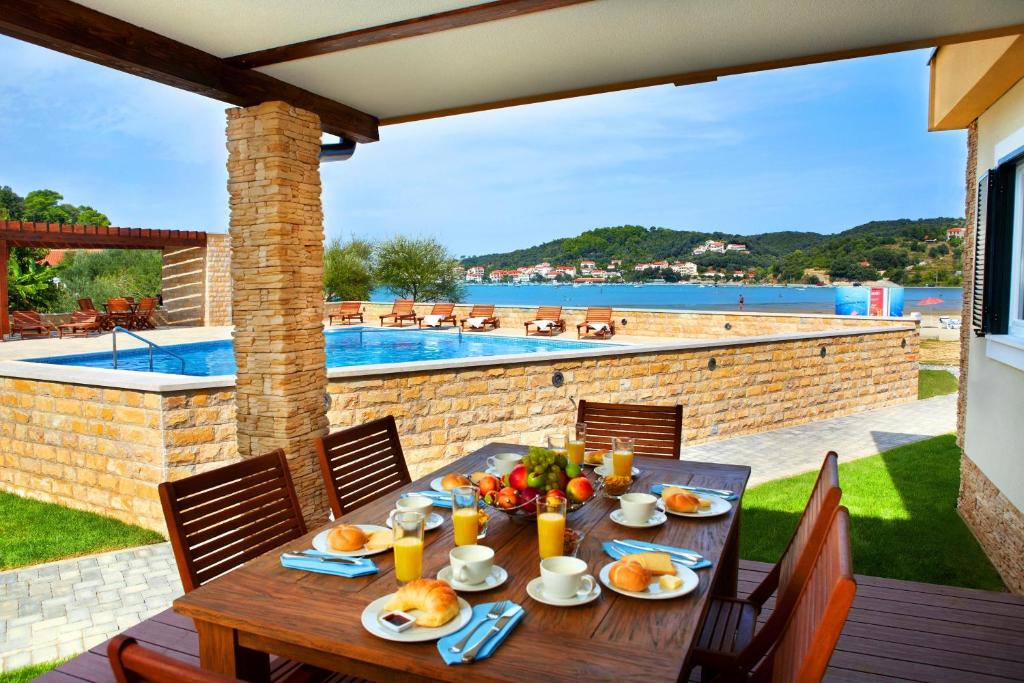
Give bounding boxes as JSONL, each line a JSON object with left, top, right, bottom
{"left": 976, "top": 164, "right": 1016, "bottom": 336}
{"left": 972, "top": 175, "right": 989, "bottom": 334}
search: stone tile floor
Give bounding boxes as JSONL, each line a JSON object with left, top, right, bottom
{"left": 0, "top": 393, "right": 956, "bottom": 672}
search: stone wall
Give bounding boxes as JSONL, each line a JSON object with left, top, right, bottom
{"left": 203, "top": 233, "right": 232, "bottom": 327}
{"left": 160, "top": 246, "right": 206, "bottom": 327}
{"left": 959, "top": 454, "right": 1024, "bottom": 592}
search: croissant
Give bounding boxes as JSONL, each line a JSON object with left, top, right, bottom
{"left": 384, "top": 578, "right": 459, "bottom": 627}
{"left": 609, "top": 560, "right": 651, "bottom": 592}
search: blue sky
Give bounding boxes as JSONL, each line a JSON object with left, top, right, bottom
{"left": 0, "top": 36, "right": 965, "bottom": 257}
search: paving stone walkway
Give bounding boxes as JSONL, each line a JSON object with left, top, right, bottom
{"left": 681, "top": 393, "right": 957, "bottom": 486}
{"left": 0, "top": 394, "right": 956, "bottom": 672}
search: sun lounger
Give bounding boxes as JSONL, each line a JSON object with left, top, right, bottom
{"left": 460, "top": 304, "right": 499, "bottom": 331}
{"left": 330, "top": 301, "right": 364, "bottom": 325}
{"left": 58, "top": 311, "right": 102, "bottom": 338}
{"left": 77, "top": 298, "right": 112, "bottom": 330}
{"left": 525, "top": 306, "right": 565, "bottom": 335}
{"left": 577, "top": 306, "right": 615, "bottom": 338}
{"left": 379, "top": 299, "right": 417, "bottom": 327}
{"left": 418, "top": 302, "right": 457, "bottom": 328}
{"left": 10, "top": 310, "right": 55, "bottom": 339}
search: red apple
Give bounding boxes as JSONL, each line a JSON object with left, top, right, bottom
{"left": 477, "top": 475, "right": 501, "bottom": 497}
{"left": 566, "top": 476, "right": 595, "bottom": 503}
{"left": 508, "top": 464, "right": 529, "bottom": 491}
{"left": 519, "top": 487, "right": 540, "bottom": 514}
{"left": 545, "top": 489, "right": 566, "bottom": 505}
{"left": 496, "top": 486, "right": 519, "bottom": 510}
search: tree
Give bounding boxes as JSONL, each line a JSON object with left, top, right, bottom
{"left": 20, "top": 189, "right": 110, "bottom": 225}
{"left": 8, "top": 249, "right": 64, "bottom": 312}
{"left": 55, "top": 249, "right": 162, "bottom": 311}
{"left": 323, "top": 237, "right": 374, "bottom": 301}
{"left": 374, "top": 236, "right": 464, "bottom": 302}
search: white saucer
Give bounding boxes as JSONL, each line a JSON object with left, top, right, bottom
{"left": 311, "top": 524, "right": 390, "bottom": 557}
{"left": 598, "top": 561, "right": 699, "bottom": 600}
{"left": 437, "top": 565, "right": 509, "bottom": 592}
{"left": 595, "top": 465, "right": 641, "bottom": 478}
{"left": 610, "top": 509, "right": 667, "bottom": 528}
{"left": 386, "top": 512, "right": 444, "bottom": 531}
{"left": 360, "top": 594, "right": 472, "bottom": 642}
{"left": 526, "top": 576, "right": 601, "bottom": 607}
{"left": 657, "top": 496, "right": 732, "bottom": 518}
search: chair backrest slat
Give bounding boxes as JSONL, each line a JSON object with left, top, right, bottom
{"left": 107, "top": 297, "right": 132, "bottom": 313}
{"left": 12, "top": 310, "right": 43, "bottom": 325}
{"left": 158, "top": 450, "right": 307, "bottom": 593}
{"left": 136, "top": 297, "right": 157, "bottom": 313}
{"left": 578, "top": 400, "right": 683, "bottom": 458}
{"left": 78, "top": 297, "right": 96, "bottom": 312}
{"left": 584, "top": 306, "right": 613, "bottom": 322}
{"left": 70, "top": 311, "right": 97, "bottom": 324}
{"left": 468, "top": 304, "right": 495, "bottom": 317}
{"left": 393, "top": 299, "right": 415, "bottom": 313}
{"left": 109, "top": 635, "right": 239, "bottom": 683}
{"left": 535, "top": 306, "right": 562, "bottom": 320}
{"left": 340, "top": 301, "right": 361, "bottom": 313}
{"left": 316, "top": 416, "right": 412, "bottom": 518}
{"left": 430, "top": 302, "right": 455, "bottom": 316}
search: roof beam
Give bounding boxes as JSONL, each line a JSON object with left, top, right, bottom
{"left": 225, "top": 0, "right": 594, "bottom": 69}
{"left": 0, "top": 0, "right": 379, "bottom": 142}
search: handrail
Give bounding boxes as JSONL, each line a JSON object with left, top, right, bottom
{"left": 112, "top": 326, "right": 186, "bottom": 374}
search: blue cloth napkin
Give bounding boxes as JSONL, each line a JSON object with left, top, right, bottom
{"left": 406, "top": 491, "right": 452, "bottom": 508}
{"left": 437, "top": 602, "right": 524, "bottom": 665}
{"left": 280, "top": 552, "right": 378, "bottom": 578}
{"left": 603, "top": 540, "right": 712, "bottom": 570}
{"left": 650, "top": 483, "right": 738, "bottom": 501}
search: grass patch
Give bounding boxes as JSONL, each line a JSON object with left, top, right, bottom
{"left": 918, "top": 368, "right": 958, "bottom": 399}
{"left": 740, "top": 434, "right": 1004, "bottom": 591}
{"left": 0, "top": 658, "right": 70, "bottom": 683}
{"left": 0, "top": 492, "right": 163, "bottom": 571}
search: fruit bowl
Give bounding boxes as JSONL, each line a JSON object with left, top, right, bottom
{"left": 482, "top": 488, "right": 595, "bottom": 523}
{"left": 478, "top": 447, "right": 598, "bottom": 523}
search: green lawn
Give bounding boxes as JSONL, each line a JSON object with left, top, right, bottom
{"left": 918, "top": 368, "right": 958, "bottom": 399}
{"left": 0, "top": 492, "right": 163, "bottom": 571}
{"left": 739, "top": 434, "right": 1005, "bottom": 591}
{"left": 0, "top": 659, "right": 70, "bottom": 683}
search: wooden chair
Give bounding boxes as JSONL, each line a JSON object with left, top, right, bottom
{"left": 79, "top": 298, "right": 112, "bottom": 329}
{"left": 10, "top": 310, "right": 54, "bottom": 338}
{"left": 132, "top": 297, "right": 158, "bottom": 329}
{"left": 329, "top": 301, "right": 364, "bottom": 326}
{"left": 577, "top": 399, "right": 682, "bottom": 458}
{"left": 417, "top": 302, "right": 457, "bottom": 328}
{"left": 524, "top": 306, "right": 565, "bottom": 335}
{"left": 58, "top": 311, "right": 102, "bottom": 338}
{"left": 576, "top": 306, "right": 615, "bottom": 338}
{"left": 379, "top": 299, "right": 417, "bottom": 327}
{"left": 692, "top": 453, "right": 842, "bottom": 680}
{"left": 315, "top": 416, "right": 412, "bottom": 518}
{"left": 158, "top": 450, "right": 307, "bottom": 593}
{"left": 105, "top": 297, "right": 135, "bottom": 329}
{"left": 108, "top": 635, "right": 239, "bottom": 683}
{"left": 460, "top": 304, "right": 500, "bottom": 331}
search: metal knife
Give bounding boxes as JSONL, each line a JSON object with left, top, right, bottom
{"left": 281, "top": 551, "right": 362, "bottom": 565}
{"left": 613, "top": 539, "right": 702, "bottom": 562}
{"left": 461, "top": 604, "right": 522, "bottom": 663}
{"left": 656, "top": 483, "right": 733, "bottom": 497}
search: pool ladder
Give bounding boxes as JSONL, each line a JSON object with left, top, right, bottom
{"left": 111, "top": 326, "right": 186, "bottom": 374}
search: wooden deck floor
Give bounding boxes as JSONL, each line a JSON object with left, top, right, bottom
{"left": 40, "top": 561, "right": 1024, "bottom": 682}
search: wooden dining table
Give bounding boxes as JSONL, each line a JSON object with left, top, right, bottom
{"left": 173, "top": 442, "right": 750, "bottom": 683}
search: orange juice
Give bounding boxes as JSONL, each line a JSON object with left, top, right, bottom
{"left": 453, "top": 507, "right": 479, "bottom": 546}
{"left": 537, "top": 511, "right": 566, "bottom": 558}
{"left": 566, "top": 439, "right": 585, "bottom": 466}
{"left": 612, "top": 449, "right": 634, "bottom": 477}
{"left": 393, "top": 536, "right": 423, "bottom": 583}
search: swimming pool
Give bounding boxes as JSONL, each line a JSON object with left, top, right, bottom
{"left": 26, "top": 328, "right": 616, "bottom": 376}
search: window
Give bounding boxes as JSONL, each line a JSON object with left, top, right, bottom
{"left": 980, "top": 151, "right": 1024, "bottom": 370}
{"left": 1009, "top": 163, "right": 1024, "bottom": 339}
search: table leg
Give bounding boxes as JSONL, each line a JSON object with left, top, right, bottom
{"left": 196, "top": 619, "right": 270, "bottom": 682}
{"left": 713, "top": 506, "right": 740, "bottom": 598}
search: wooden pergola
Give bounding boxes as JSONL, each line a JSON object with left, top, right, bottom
{"left": 0, "top": 220, "right": 206, "bottom": 337}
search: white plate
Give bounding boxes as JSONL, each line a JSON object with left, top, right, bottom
{"left": 430, "top": 475, "right": 472, "bottom": 493}
{"left": 437, "top": 565, "right": 509, "bottom": 592}
{"left": 598, "top": 561, "right": 699, "bottom": 600}
{"left": 609, "top": 509, "right": 667, "bottom": 529}
{"left": 360, "top": 594, "right": 472, "bottom": 642}
{"left": 526, "top": 576, "right": 601, "bottom": 607}
{"left": 386, "top": 512, "right": 444, "bottom": 531}
{"left": 656, "top": 496, "right": 732, "bottom": 518}
{"left": 312, "top": 524, "right": 391, "bottom": 557}
{"left": 595, "top": 465, "right": 641, "bottom": 478}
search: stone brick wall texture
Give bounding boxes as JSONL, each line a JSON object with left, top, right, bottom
{"left": 160, "top": 246, "right": 205, "bottom": 327}
{"left": 203, "top": 233, "right": 232, "bottom": 327}
{"left": 958, "top": 120, "right": 977, "bottom": 447}
{"left": 226, "top": 101, "right": 329, "bottom": 524}
{"left": 959, "top": 454, "right": 1024, "bottom": 593}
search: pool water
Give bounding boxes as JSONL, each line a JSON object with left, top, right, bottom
{"left": 27, "top": 327, "right": 615, "bottom": 377}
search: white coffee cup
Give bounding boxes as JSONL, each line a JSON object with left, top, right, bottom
{"left": 619, "top": 492, "right": 657, "bottom": 524}
{"left": 539, "top": 556, "right": 595, "bottom": 600}
{"left": 487, "top": 452, "right": 522, "bottom": 476}
{"left": 393, "top": 495, "right": 432, "bottom": 522}
{"left": 449, "top": 545, "right": 494, "bottom": 585}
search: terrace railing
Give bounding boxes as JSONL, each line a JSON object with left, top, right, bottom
{"left": 111, "top": 326, "right": 186, "bottom": 374}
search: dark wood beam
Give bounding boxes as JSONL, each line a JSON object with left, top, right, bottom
{"left": 0, "top": 222, "right": 208, "bottom": 249}
{"left": 0, "top": 0, "right": 379, "bottom": 142}
{"left": 225, "top": 0, "right": 594, "bottom": 69}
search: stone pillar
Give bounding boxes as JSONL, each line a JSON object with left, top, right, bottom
{"left": 226, "top": 101, "right": 329, "bottom": 523}
{"left": 203, "top": 233, "right": 233, "bottom": 327}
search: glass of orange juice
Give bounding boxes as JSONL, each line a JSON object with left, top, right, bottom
{"left": 612, "top": 436, "right": 635, "bottom": 477}
{"left": 537, "top": 496, "right": 567, "bottom": 559}
{"left": 566, "top": 423, "right": 586, "bottom": 466}
{"left": 392, "top": 511, "right": 425, "bottom": 585}
{"left": 452, "top": 485, "right": 479, "bottom": 546}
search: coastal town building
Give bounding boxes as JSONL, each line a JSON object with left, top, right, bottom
{"left": 465, "top": 266, "right": 485, "bottom": 282}
{"left": 693, "top": 240, "right": 726, "bottom": 255}
{"left": 671, "top": 261, "right": 699, "bottom": 276}
{"left": 579, "top": 259, "right": 596, "bottom": 274}
{"left": 726, "top": 243, "right": 749, "bottom": 252}
{"left": 946, "top": 226, "right": 966, "bottom": 240}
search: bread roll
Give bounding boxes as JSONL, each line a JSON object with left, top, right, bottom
{"left": 441, "top": 473, "right": 471, "bottom": 491}
{"left": 665, "top": 491, "right": 701, "bottom": 513}
{"left": 384, "top": 578, "right": 460, "bottom": 627}
{"left": 327, "top": 525, "right": 367, "bottom": 552}
{"left": 609, "top": 560, "right": 652, "bottom": 592}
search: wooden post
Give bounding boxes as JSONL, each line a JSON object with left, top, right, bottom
{"left": 0, "top": 239, "right": 8, "bottom": 339}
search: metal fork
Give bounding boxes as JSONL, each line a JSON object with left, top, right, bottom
{"left": 448, "top": 599, "right": 510, "bottom": 653}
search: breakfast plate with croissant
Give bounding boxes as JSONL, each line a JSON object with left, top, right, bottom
{"left": 430, "top": 472, "right": 473, "bottom": 493}
{"left": 312, "top": 524, "right": 393, "bottom": 557}
{"left": 658, "top": 487, "right": 732, "bottom": 518}
{"left": 599, "top": 554, "right": 699, "bottom": 600}
{"left": 361, "top": 579, "right": 472, "bottom": 642}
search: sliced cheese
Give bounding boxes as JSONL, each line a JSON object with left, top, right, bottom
{"left": 659, "top": 575, "right": 683, "bottom": 591}
{"left": 698, "top": 497, "right": 712, "bottom": 510}
{"left": 622, "top": 552, "right": 676, "bottom": 576}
